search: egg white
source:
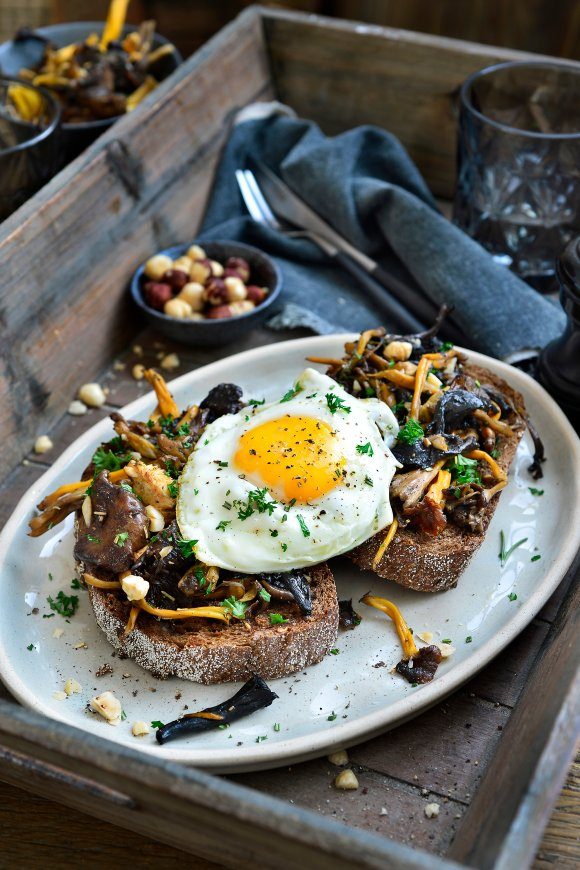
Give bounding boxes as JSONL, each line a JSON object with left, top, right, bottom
{"left": 176, "top": 369, "right": 399, "bottom": 573}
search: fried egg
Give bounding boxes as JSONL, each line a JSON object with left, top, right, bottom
{"left": 177, "top": 369, "right": 399, "bottom": 573}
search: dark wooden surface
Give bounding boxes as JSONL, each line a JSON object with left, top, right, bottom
{"left": 0, "top": 322, "right": 578, "bottom": 867}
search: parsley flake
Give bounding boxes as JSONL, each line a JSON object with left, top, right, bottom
{"left": 273, "top": 723, "right": 281, "bottom": 732}
{"left": 27, "top": 643, "right": 34, "bottom": 651}
{"left": 280, "top": 385, "right": 302, "bottom": 403}
{"left": 259, "top": 587, "right": 271, "bottom": 603}
{"left": 364, "top": 475, "right": 374, "bottom": 487}
{"left": 508, "top": 592, "right": 518, "bottom": 601}
{"left": 168, "top": 482, "right": 179, "bottom": 498}
{"left": 327, "top": 711, "right": 337, "bottom": 721}
{"left": 151, "top": 720, "right": 165, "bottom": 729}
{"left": 269, "top": 613, "right": 288, "bottom": 625}
{"left": 234, "top": 487, "right": 277, "bottom": 520}
{"left": 216, "top": 520, "right": 231, "bottom": 531}
{"left": 47, "top": 591, "right": 79, "bottom": 618}
{"left": 499, "top": 530, "right": 528, "bottom": 567}
{"left": 248, "top": 398, "right": 265, "bottom": 407}
{"left": 297, "top": 514, "right": 310, "bottom": 538}
{"left": 176, "top": 538, "right": 197, "bottom": 558}
{"left": 325, "top": 392, "right": 351, "bottom": 414}
{"left": 529, "top": 487, "right": 544, "bottom": 496}
{"left": 451, "top": 454, "right": 482, "bottom": 486}
{"left": 91, "top": 446, "right": 131, "bottom": 473}
{"left": 113, "top": 532, "right": 129, "bottom": 547}
{"left": 465, "top": 636, "right": 473, "bottom": 643}
{"left": 356, "top": 442, "right": 374, "bottom": 456}
{"left": 397, "top": 418, "right": 424, "bottom": 444}
{"left": 531, "top": 554, "right": 542, "bottom": 562}
{"left": 329, "top": 648, "right": 339, "bottom": 655}
{"left": 223, "top": 597, "right": 248, "bottom": 619}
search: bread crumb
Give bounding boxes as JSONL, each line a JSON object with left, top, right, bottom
{"left": 34, "top": 435, "right": 53, "bottom": 454}
{"left": 68, "top": 400, "right": 87, "bottom": 416}
{"left": 328, "top": 750, "right": 349, "bottom": 766}
{"left": 160, "top": 353, "right": 180, "bottom": 371}
{"left": 334, "top": 769, "right": 359, "bottom": 790}
{"left": 425, "top": 802, "right": 440, "bottom": 819}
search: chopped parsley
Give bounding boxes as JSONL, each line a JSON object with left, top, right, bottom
{"left": 439, "top": 341, "right": 454, "bottom": 352}
{"left": 356, "top": 442, "right": 374, "bottom": 456}
{"left": 259, "top": 587, "right": 271, "bottom": 603}
{"left": 281, "top": 543, "right": 288, "bottom": 552}
{"left": 325, "top": 392, "right": 351, "bottom": 414}
{"left": 327, "top": 711, "right": 337, "bottom": 721}
{"left": 508, "top": 592, "right": 518, "bottom": 601}
{"left": 165, "top": 460, "right": 180, "bottom": 479}
{"left": 269, "top": 613, "right": 288, "bottom": 625}
{"left": 441, "top": 638, "right": 452, "bottom": 644}
{"left": 451, "top": 454, "right": 482, "bottom": 486}
{"left": 297, "top": 514, "right": 310, "bottom": 538}
{"left": 27, "top": 643, "right": 34, "bottom": 651}
{"left": 151, "top": 720, "right": 165, "bottom": 729}
{"left": 465, "top": 636, "right": 473, "bottom": 643}
{"left": 176, "top": 538, "right": 197, "bottom": 558}
{"left": 194, "top": 568, "right": 207, "bottom": 588}
{"left": 234, "top": 487, "right": 278, "bottom": 520}
{"left": 70, "top": 578, "right": 82, "bottom": 590}
{"left": 248, "top": 398, "right": 265, "bottom": 407}
{"left": 91, "top": 446, "right": 131, "bottom": 473}
{"left": 223, "top": 597, "right": 248, "bottom": 619}
{"left": 490, "top": 448, "right": 500, "bottom": 458}
{"left": 364, "top": 475, "right": 374, "bottom": 487}
{"left": 329, "top": 648, "right": 339, "bottom": 655}
{"left": 273, "top": 723, "right": 281, "bottom": 732}
{"left": 216, "top": 520, "right": 231, "bottom": 531}
{"left": 119, "top": 481, "right": 135, "bottom": 495}
{"left": 396, "top": 418, "right": 424, "bottom": 444}
{"left": 256, "top": 735, "right": 268, "bottom": 743}
{"left": 168, "top": 482, "right": 179, "bottom": 498}
{"left": 270, "top": 529, "right": 279, "bottom": 537}
{"left": 216, "top": 461, "right": 228, "bottom": 468}
{"left": 280, "top": 385, "right": 302, "bottom": 403}
{"left": 87, "top": 534, "right": 101, "bottom": 543}
{"left": 177, "top": 422, "right": 191, "bottom": 436}
{"left": 47, "top": 591, "right": 79, "bottom": 618}
{"left": 113, "top": 532, "right": 129, "bottom": 547}
{"left": 499, "top": 530, "right": 528, "bottom": 567}
{"left": 531, "top": 554, "right": 542, "bottom": 562}
{"left": 529, "top": 487, "right": 544, "bottom": 496}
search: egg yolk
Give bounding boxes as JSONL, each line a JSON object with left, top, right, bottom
{"left": 234, "top": 415, "right": 344, "bottom": 503}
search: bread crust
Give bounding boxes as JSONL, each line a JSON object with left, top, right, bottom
{"left": 87, "top": 563, "right": 338, "bottom": 684}
{"left": 349, "top": 364, "right": 526, "bottom": 592}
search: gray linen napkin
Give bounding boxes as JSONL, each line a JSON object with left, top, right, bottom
{"left": 200, "top": 112, "right": 564, "bottom": 359}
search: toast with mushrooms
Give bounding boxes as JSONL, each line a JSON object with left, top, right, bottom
{"left": 318, "top": 327, "right": 531, "bottom": 593}
{"left": 30, "top": 370, "right": 339, "bottom": 683}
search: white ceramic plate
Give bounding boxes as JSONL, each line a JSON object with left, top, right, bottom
{"left": 0, "top": 336, "right": 579, "bottom": 773}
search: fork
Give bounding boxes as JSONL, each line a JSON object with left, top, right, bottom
{"left": 235, "top": 169, "right": 426, "bottom": 335}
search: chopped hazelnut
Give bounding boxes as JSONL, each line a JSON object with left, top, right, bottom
{"left": 132, "top": 363, "right": 146, "bottom": 380}
{"left": 90, "top": 690, "right": 122, "bottom": 724}
{"left": 384, "top": 340, "right": 413, "bottom": 361}
{"left": 78, "top": 382, "right": 106, "bottom": 408}
{"left": 160, "top": 353, "right": 180, "bottom": 371}
{"left": 34, "top": 435, "right": 53, "bottom": 454}
{"left": 328, "top": 750, "right": 349, "bottom": 766}
{"left": 64, "top": 678, "right": 82, "bottom": 696}
{"left": 132, "top": 720, "right": 150, "bottom": 737}
{"left": 425, "top": 802, "right": 440, "bottom": 819}
{"left": 68, "top": 400, "right": 87, "bottom": 416}
{"left": 121, "top": 574, "right": 150, "bottom": 601}
{"left": 334, "top": 769, "right": 359, "bottom": 790}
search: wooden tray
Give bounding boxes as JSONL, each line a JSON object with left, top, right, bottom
{"left": 0, "top": 7, "right": 578, "bottom": 867}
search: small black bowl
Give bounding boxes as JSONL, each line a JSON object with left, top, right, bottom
{"left": 130, "top": 240, "right": 282, "bottom": 347}
{"left": 0, "top": 22, "right": 182, "bottom": 163}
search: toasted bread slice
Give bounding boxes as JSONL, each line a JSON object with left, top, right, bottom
{"left": 87, "top": 563, "right": 338, "bottom": 684}
{"left": 349, "top": 365, "right": 525, "bottom": 592}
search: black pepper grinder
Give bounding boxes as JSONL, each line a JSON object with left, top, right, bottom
{"left": 537, "top": 237, "right": 580, "bottom": 431}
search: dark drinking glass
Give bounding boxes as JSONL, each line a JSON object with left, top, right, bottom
{"left": 0, "top": 76, "right": 62, "bottom": 222}
{"left": 453, "top": 61, "right": 580, "bottom": 293}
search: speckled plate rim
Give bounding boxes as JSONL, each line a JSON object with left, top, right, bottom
{"left": 0, "top": 335, "right": 579, "bottom": 771}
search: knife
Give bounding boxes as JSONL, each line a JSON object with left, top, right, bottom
{"left": 251, "top": 161, "right": 462, "bottom": 340}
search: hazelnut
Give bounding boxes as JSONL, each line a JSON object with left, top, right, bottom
{"left": 68, "top": 400, "right": 87, "bottom": 416}
{"left": 204, "top": 277, "right": 228, "bottom": 306}
{"left": 160, "top": 352, "right": 180, "bottom": 371}
{"left": 328, "top": 750, "right": 349, "bottom": 766}
{"left": 206, "top": 304, "right": 233, "bottom": 320}
{"left": 222, "top": 276, "right": 245, "bottom": 302}
{"left": 172, "top": 255, "right": 193, "bottom": 273}
{"left": 78, "top": 382, "right": 106, "bottom": 408}
{"left": 190, "top": 258, "right": 213, "bottom": 284}
{"left": 384, "top": 340, "right": 413, "bottom": 362}
{"left": 245, "top": 285, "right": 268, "bottom": 305}
{"left": 229, "top": 300, "right": 255, "bottom": 316}
{"left": 209, "top": 260, "right": 224, "bottom": 277}
{"left": 143, "top": 281, "right": 173, "bottom": 311}
{"left": 334, "top": 770, "right": 359, "bottom": 790}
{"left": 34, "top": 435, "right": 53, "bottom": 454}
{"left": 162, "top": 269, "right": 189, "bottom": 291}
{"left": 164, "top": 298, "right": 193, "bottom": 319}
{"left": 144, "top": 254, "right": 173, "bottom": 281}
{"left": 225, "top": 256, "right": 250, "bottom": 282}
{"left": 186, "top": 244, "right": 206, "bottom": 262}
{"left": 178, "top": 282, "right": 204, "bottom": 311}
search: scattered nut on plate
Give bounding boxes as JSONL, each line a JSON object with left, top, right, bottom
{"left": 78, "top": 382, "right": 106, "bottom": 408}
{"left": 141, "top": 248, "right": 271, "bottom": 322}
{"left": 34, "top": 435, "right": 53, "bottom": 454}
{"left": 334, "top": 769, "right": 359, "bottom": 790}
{"left": 90, "top": 690, "right": 122, "bottom": 725}
{"left": 328, "top": 749, "right": 349, "bottom": 766}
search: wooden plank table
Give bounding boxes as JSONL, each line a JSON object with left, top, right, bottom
{"left": 0, "top": 323, "right": 577, "bottom": 867}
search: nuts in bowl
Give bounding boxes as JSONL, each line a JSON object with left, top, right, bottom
{"left": 131, "top": 240, "right": 282, "bottom": 346}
